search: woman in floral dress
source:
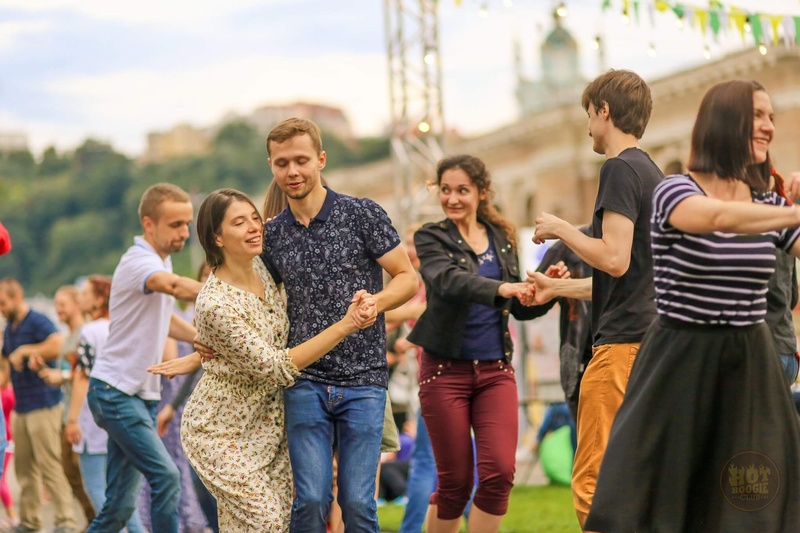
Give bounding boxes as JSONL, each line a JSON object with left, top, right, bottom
{"left": 150, "top": 188, "right": 375, "bottom": 532}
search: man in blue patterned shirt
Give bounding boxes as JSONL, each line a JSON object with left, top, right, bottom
{"left": 261, "top": 118, "right": 418, "bottom": 532}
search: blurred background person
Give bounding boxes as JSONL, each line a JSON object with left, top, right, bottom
{"left": 65, "top": 276, "right": 145, "bottom": 533}
{"left": 0, "top": 356, "right": 17, "bottom": 530}
{"left": 38, "top": 285, "right": 96, "bottom": 527}
{"left": 0, "top": 277, "right": 76, "bottom": 533}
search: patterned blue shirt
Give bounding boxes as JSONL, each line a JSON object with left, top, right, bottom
{"left": 261, "top": 187, "right": 401, "bottom": 387}
{"left": 2, "top": 309, "right": 62, "bottom": 414}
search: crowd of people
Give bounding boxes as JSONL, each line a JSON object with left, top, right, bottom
{"left": 0, "top": 68, "right": 799, "bottom": 533}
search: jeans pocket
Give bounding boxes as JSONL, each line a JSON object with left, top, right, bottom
{"left": 88, "top": 382, "right": 123, "bottom": 424}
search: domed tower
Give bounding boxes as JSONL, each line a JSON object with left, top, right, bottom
{"left": 516, "top": 10, "right": 586, "bottom": 115}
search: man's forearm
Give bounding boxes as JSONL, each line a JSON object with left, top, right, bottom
{"left": 169, "top": 314, "right": 197, "bottom": 344}
{"left": 549, "top": 277, "right": 593, "bottom": 301}
{"left": 27, "top": 334, "right": 63, "bottom": 360}
{"left": 376, "top": 271, "right": 419, "bottom": 314}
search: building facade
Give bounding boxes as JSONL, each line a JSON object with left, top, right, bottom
{"left": 327, "top": 46, "right": 800, "bottom": 232}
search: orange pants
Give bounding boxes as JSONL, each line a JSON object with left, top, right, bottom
{"left": 572, "top": 342, "right": 638, "bottom": 528}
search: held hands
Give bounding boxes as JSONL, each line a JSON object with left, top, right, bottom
{"left": 532, "top": 213, "right": 567, "bottom": 244}
{"left": 498, "top": 282, "right": 536, "bottom": 306}
{"left": 344, "top": 290, "right": 378, "bottom": 333}
{"left": 525, "top": 271, "right": 557, "bottom": 305}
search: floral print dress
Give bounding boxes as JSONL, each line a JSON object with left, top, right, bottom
{"left": 181, "top": 258, "right": 299, "bottom": 532}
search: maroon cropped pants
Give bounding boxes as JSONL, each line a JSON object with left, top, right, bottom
{"left": 418, "top": 353, "right": 518, "bottom": 519}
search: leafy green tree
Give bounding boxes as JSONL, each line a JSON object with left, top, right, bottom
{"left": 38, "top": 146, "right": 71, "bottom": 176}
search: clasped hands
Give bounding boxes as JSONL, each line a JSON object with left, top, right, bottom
{"left": 496, "top": 260, "right": 569, "bottom": 307}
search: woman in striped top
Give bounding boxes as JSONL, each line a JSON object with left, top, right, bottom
{"left": 585, "top": 80, "right": 800, "bottom": 532}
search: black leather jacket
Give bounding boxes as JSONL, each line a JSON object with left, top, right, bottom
{"left": 407, "top": 217, "right": 541, "bottom": 362}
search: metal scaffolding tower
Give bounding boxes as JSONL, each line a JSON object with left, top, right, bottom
{"left": 383, "top": 0, "right": 445, "bottom": 230}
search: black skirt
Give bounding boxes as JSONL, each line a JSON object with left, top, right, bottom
{"left": 585, "top": 319, "right": 800, "bottom": 533}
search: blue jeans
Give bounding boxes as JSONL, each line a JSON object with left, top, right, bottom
{"left": 284, "top": 380, "right": 385, "bottom": 533}
{"left": 79, "top": 452, "right": 146, "bottom": 533}
{"left": 398, "top": 410, "right": 437, "bottom": 533}
{"left": 780, "top": 354, "right": 799, "bottom": 386}
{"left": 86, "top": 379, "right": 180, "bottom": 533}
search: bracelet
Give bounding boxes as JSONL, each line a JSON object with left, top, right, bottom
{"left": 66, "top": 419, "right": 78, "bottom": 425}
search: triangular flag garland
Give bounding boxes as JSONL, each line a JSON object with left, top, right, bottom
{"left": 602, "top": 1, "right": 800, "bottom": 48}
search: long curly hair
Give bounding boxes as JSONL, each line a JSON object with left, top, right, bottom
{"left": 435, "top": 155, "right": 517, "bottom": 247}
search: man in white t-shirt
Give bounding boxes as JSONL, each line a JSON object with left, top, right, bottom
{"left": 86, "top": 183, "right": 203, "bottom": 533}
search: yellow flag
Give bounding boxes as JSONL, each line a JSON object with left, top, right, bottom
{"left": 730, "top": 10, "right": 748, "bottom": 41}
{"left": 695, "top": 9, "right": 708, "bottom": 36}
{"left": 655, "top": 0, "right": 669, "bottom": 12}
{"left": 769, "top": 15, "right": 783, "bottom": 45}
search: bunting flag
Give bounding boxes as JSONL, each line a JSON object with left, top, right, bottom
{"left": 601, "top": 1, "right": 800, "bottom": 48}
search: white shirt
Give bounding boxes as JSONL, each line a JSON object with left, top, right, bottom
{"left": 74, "top": 318, "right": 111, "bottom": 454}
{"left": 91, "top": 236, "right": 175, "bottom": 400}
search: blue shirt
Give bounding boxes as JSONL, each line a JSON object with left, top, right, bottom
{"left": 460, "top": 237, "right": 505, "bottom": 360}
{"left": 2, "top": 309, "right": 62, "bottom": 414}
{"left": 261, "top": 187, "right": 401, "bottom": 387}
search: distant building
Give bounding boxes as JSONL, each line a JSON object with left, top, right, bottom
{"left": 515, "top": 12, "right": 586, "bottom": 116}
{"left": 326, "top": 46, "right": 800, "bottom": 232}
{"left": 143, "top": 102, "right": 353, "bottom": 163}
{"left": 0, "top": 131, "right": 29, "bottom": 153}
{"left": 143, "top": 123, "right": 211, "bottom": 163}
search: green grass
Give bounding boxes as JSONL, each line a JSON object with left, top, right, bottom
{"left": 377, "top": 485, "right": 581, "bottom": 533}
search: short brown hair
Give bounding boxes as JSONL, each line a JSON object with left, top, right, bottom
{"left": 687, "top": 80, "right": 771, "bottom": 190}
{"left": 581, "top": 69, "right": 652, "bottom": 139}
{"left": 138, "top": 183, "right": 191, "bottom": 221}
{"left": 0, "top": 277, "right": 23, "bottom": 299}
{"left": 266, "top": 118, "right": 323, "bottom": 157}
{"left": 197, "top": 188, "right": 262, "bottom": 269}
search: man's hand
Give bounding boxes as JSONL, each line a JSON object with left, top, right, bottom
{"left": 194, "top": 336, "right": 216, "bottom": 363}
{"left": 148, "top": 352, "right": 202, "bottom": 378}
{"left": 156, "top": 405, "right": 176, "bottom": 437}
{"left": 65, "top": 421, "right": 82, "bottom": 445}
{"left": 498, "top": 282, "right": 536, "bottom": 306}
{"left": 533, "top": 213, "right": 568, "bottom": 244}
{"left": 8, "top": 347, "right": 29, "bottom": 372}
{"left": 350, "top": 290, "right": 378, "bottom": 330}
{"left": 38, "top": 367, "right": 67, "bottom": 387}
{"left": 783, "top": 171, "right": 800, "bottom": 200}
{"left": 544, "top": 260, "right": 571, "bottom": 280}
{"left": 526, "top": 271, "right": 557, "bottom": 305}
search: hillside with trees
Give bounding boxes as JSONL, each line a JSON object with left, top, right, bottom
{"left": 0, "top": 121, "right": 389, "bottom": 295}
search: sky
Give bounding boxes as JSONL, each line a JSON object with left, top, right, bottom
{"left": 0, "top": 0, "right": 798, "bottom": 157}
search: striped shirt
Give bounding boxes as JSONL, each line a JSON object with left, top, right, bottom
{"left": 651, "top": 175, "right": 800, "bottom": 326}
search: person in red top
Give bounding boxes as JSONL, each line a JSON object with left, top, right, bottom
{"left": 0, "top": 222, "right": 10, "bottom": 256}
